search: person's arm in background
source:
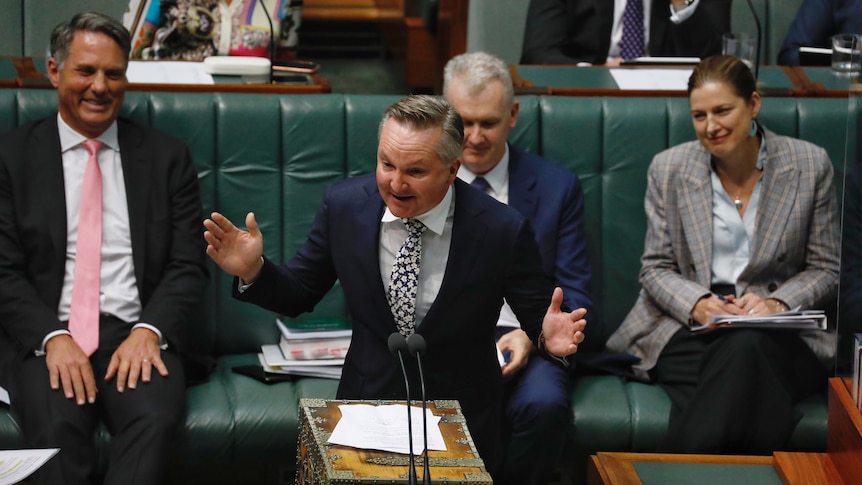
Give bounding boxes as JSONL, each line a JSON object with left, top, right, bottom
{"left": 521, "top": 0, "right": 595, "bottom": 64}
{"left": 655, "top": 0, "right": 731, "bottom": 59}
{"left": 777, "top": 0, "right": 834, "bottom": 66}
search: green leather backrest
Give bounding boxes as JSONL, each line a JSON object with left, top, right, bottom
{"left": 0, "top": 90, "right": 854, "bottom": 356}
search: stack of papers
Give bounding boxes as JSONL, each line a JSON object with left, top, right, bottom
{"left": 691, "top": 310, "right": 827, "bottom": 333}
{"left": 256, "top": 319, "right": 353, "bottom": 379}
{"left": 276, "top": 319, "right": 351, "bottom": 361}
{"left": 328, "top": 404, "right": 446, "bottom": 455}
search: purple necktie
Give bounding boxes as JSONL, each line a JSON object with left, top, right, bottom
{"left": 620, "top": 0, "right": 645, "bottom": 60}
{"left": 471, "top": 177, "right": 491, "bottom": 193}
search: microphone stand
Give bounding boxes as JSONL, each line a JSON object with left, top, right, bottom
{"left": 407, "top": 333, "right": 431, "bottom": 485}
{"left": 257, "top": 0, "right": 277, "bottom": 84}
{"left": 745, "top": 0, "right": 762, "bottom": 80}
{"left": 389, "top": 333, "right": 419, "bottom": 485}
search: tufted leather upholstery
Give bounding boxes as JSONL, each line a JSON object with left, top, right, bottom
{"left": 0, "top": 89, "right": 854, "bottom": 483}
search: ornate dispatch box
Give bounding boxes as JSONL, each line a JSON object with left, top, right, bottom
{"left": 296, "top": 398, "right": 492, "bottom": 484}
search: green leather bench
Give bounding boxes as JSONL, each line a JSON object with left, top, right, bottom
{"left": 0, "top": 89, "right": 855, "bottom": 484}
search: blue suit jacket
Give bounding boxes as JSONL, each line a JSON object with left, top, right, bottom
{"left": 507, "top": 145, "right": 595, "bottom": 342}
{"left": 778, "top": 0, "right": 862, "bottom": 66}
{"left": 237, "top": 175, "right": 556, "bottom": 473}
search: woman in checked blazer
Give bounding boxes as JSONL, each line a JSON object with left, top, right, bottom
{"left": 607, "top": 55, "right": 839, "bottom": 455}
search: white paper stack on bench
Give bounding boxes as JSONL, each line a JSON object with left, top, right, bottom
{"left": 691, "top": 310, "right": 827, "bottom": 333}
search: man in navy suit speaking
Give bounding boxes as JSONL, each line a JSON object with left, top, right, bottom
{"left": 203, "top": 95, "right": 587, "bottom": 478}
{"left": 444, "top": 51, "right": 593, "bottom": 485}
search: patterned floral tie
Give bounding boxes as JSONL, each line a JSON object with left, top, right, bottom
{"left": 388, "top": 218, "right": 427, "bottom": 336}
{"left": 620, "top": 0, "right": 645, "bottom": 60}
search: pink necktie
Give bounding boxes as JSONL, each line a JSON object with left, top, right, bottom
{"left": 68, "top": 139, "right": 103, "bottom": 356}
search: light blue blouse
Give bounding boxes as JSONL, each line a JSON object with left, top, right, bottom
{"left": 710, "top": 134, "right": 769, "bottom": 289}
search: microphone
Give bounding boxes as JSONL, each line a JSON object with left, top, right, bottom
{"left": 388, "top": 333, "right": 418, "bottom": 485}
{"left": 406, "top": 333, "right": 431, "bottom": 485}
{"left": 744, "top": 0, "right": 762, "bottom": 80}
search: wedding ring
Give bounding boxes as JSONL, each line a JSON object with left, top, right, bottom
{"left": 748, "top": 310, "right": 755, "bottom": 315}
{"left": 142, "top": 358, "right": 150, "bottom": 363}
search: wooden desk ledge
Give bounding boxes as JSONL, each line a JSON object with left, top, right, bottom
{"left": 302, "top": 0, "right": 405, "bottom": 21}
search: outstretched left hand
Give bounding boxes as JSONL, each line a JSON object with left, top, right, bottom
{"left": 541, "top": 287, "right": 587, "bottom": 357}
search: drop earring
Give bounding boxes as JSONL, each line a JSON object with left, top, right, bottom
{"left": 750, "top": 120, "right": 758, "bottom": 136}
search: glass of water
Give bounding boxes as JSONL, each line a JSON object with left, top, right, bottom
{"left": 832, "top": 34, "right": 861, "bottom": 74}
{"left": 722, "top": 33, "right": 756, "bottom": 69}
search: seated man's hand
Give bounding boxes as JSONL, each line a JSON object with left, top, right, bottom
{"left": 204, "top": 211, "right": 265, "bottom": 284}
{"left": 541, "top": 287, "right": 587, "bottom": 357}
{"left": 105, "top": 327, "right": 166, "bottom": 392}
{"left": 497, "top": 329, "right": 533, "bottom": 376}
{"left": 45, "top": 334, "right": 97, "bottom": 405}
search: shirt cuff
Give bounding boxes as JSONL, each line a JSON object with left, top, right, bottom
{"left": 36, "top": 330, "right": 72, "bottom": 356}
{"left": 669, "top": 0, "right": 699, "bottom": 24}
{"left": 132, "top": 323, "right": 168, "bottom": 350}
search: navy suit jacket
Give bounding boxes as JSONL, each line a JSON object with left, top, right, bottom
{"left": 0, "top": 116, "right": 208, "bottom": 381}
{"left": 237, "top": 175, "right": 557, "bottom": 473}
{"left": 507, "top": 145, "right": 594, "bottom": 340}
{"left": 520, "top": 0, "right": 731, "bottom": 65}
{"left": 778, "top": 0, "right": 862, "bottom": 66}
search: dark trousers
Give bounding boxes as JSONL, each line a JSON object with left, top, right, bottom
{"left": 652, "top": 327, "right": 827, "bottom": 455}
{"left": 495, "top": 327, "right": 571, "bottom": 485}
{"left": 11, "top": 317, "right": 186, "bottom": 485}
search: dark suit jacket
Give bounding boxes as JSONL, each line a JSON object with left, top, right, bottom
{"left": 508, "top": 145, "right": 595, "bottom": 344}
{"left": 520, "top": 0, "right": 731, "bottom": 65}
{"left": 237, "top": 175, "right": 557, "bottom": 474}
{"left": 778, "top": 0, "right": 862, "bottom": 66}
{"left": 0, "top": 116, "right": 208, "bottom": 372}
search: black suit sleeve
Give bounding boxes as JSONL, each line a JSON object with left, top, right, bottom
{"left": 521, "top": 0, "right": 588, "bottom": 64}
{"left": 651, "top": 0, "right": 731, "bottom": 59}
{"left": 135, "top": 135, "right": 209, "bottom": 351}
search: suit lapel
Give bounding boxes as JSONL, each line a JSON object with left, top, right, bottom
{"left": 35, "top": 119, "right": 69, "bottom": 273}
{"left": 356, "top": 179, "right": 394, "bottom": 331}
{"left": 507, "top": 145, "right": 538, "bottom": 221}
{"left": 746, "top": 131, "right": 797, "bottom": 271}
{"left": 677, "top": 147, "right": 713, "bottom": 286}
{"left": 423, "top": 181, "right": 489, "bottom": 328}
{"left": 117, "top": 120, "right": 151, "bottom": 288}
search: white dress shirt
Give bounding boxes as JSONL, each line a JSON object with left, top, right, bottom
{"left": 379, "top": 186, "right": 455, "bottom": 326}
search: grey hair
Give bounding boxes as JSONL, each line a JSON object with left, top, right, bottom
{"left": 442, "top": 51, "right": 515, "bottom": 108}
{"left": 378, "top": 95, "right": 464, "bottom": 167}
{"left": 50, "top": 12, "right": 131, "bottom": 70}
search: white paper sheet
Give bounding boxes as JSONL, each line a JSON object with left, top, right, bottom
{"left": 0, "top": 385, "right": 8, "bottom": 405}
{"left": 609, "top": 68, "right": 693, "bottom": 91}
{"left": 328, "top": 404, "right": 446, "bottom": 455}
{"left": 126, "top": 61, "right": 215, "bottom": 85}
{"left": 0, "top": 449, "right": 60, "bottom": 485}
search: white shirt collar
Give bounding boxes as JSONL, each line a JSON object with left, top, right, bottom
{"left": 57, "top": 113, "right": 119, "bottom": 153}
{"left": 456, "top": 144, "right": 510, "bottom": 195}
{"left": 381, "top": 184, "right": 454, "bottom": 236}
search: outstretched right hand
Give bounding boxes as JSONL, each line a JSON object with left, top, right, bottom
{"left": 203, "top": 212, "right": 264, "bottom": 283}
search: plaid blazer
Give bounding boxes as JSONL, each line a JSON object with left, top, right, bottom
{"left": 606, "top": 127, "right": 840, "bottom": 379}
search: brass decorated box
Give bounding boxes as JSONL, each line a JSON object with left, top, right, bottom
{"left": 296, "top": 398, "right": 492, "bottom": 484}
